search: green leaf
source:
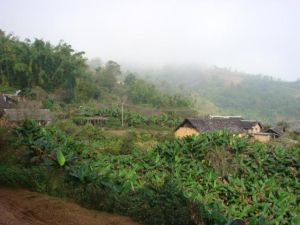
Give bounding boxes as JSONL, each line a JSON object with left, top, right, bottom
{"left": 56, "top": 149, "right": 66, "bottom": 166}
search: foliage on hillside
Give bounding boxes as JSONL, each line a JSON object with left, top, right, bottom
{"left": 2, "top": 29, "right": 300, "bottom": 122}
{"left": 0, "top": 30, "right": 86, "bottom": 102}
{"left": 197, "top": 76, "right": 300, "bottom": 123}
{"left": 0, "top": 121, "right": 299, "bottom": 225}
{"left": 0, "top": 30, "right": 191, "bottom": 109}
{"left": 124, "top": 73, "right": 191, "bottom": 107}
{"left": 75, "top": 70, "right": 192, "bottom": 108}
{"left": 74, "top": 106, "right": 182, "bottom": 128}
{"left": 139, "top": 65, "right": 300, "bottom": 122}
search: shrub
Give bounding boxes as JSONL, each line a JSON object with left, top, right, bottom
{"left": 120, "top": 131, "right": 137, "bottom": 154}
{"left": 42, "top": 97, "right": 55, "bottom": 109}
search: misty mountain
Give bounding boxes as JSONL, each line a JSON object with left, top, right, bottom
{"left": 128, "top": 65, "right": 300, "bottom": 123}
{"left": 1, "top": 27, "right": 299, "bottom": 124}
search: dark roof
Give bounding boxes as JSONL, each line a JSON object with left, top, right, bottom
{"left": 176, "top": 117, "right": 263, "bottom": 133}
{"left": 241, "top": 120, "right": 262, "bottom": 129}
{"left": 266, "top": 127, "right": 284, "bottom": 136}
{"left": 0, "top": 94, "right": 15, "bottom": 109}
{"left": 3, "top": 108, "right": 52, "bottom": 122}
{"left": 176, "top": 117, "right": 256, "bottom": 133}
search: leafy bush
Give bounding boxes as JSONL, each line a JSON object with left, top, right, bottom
{"left": 42, "top": 97, "right": 55, "bottom": 109}
{"left": 70, "top": 131, "right": 298, "bottom": 225}
{"left": 13, "top": 120, "right": 84, "bottom": 167}
{"left": 120, "top": 131, "right": 137, "bottom": 154}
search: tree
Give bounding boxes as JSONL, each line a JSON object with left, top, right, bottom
{"left": 0, "top": 31, "right": 86, "bottom": 102}
{"left": 277, "top": 120, "right": 290, "bottom": 131}
{"left": 124, "top": 73, "right": 137, "bottom": 86}
{"left": 97, "top": 60, "right": 121, "bottom": 92}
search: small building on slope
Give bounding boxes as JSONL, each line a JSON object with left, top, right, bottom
{"left": 265, "top": 127, "right": 285, "bottom": 138}
{"left": 175, "top": 117, "right": 262, "bottom": 138}
{"left": 2, "top": 108, "right": 52, "bottom": 125}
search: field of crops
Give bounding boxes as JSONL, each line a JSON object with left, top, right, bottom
{"left": 73, "top": 106, "right": 182, "bottom": 128}
{"left": 0, "top": 120, "right": 299, "bottom": 225}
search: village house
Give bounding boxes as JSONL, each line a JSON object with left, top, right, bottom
{"left": 265, "top": 127, "right": 285, "bottom": 138}
{"left": 175, "top": 116, "right": 263, "bottom": 138}
{"left": 0, "top": 93, "right": 52, "bottom": 126}
{"left": 1, "top": 108, "right": 52, "bottom": 125}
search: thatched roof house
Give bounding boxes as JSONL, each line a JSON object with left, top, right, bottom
{"left": 2, "top": 108, "right": 52, "bottom": 124}
{"left": 175, "top": 117, "right": 262, "bottom": 138}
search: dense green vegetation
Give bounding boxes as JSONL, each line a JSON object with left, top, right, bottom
{"left": 1, "top": 30, "right": 300, "bottom": 225}
{"left": 124, "top": 73, "right": 191, "bottom": 107}
{"left": 197, "top": 76, "right": 300, "bottom": 123}
{"left": 140, "top": 65, "right": 300, "bottom": 123}
{"left": 0, "top": 121, "right": 299, "bottom": 225}
{"left": 74, "top": 106, "right": 181, "bottom": 128}
{"left": 0, "top": 30, "right": 86, "bottom": 102}
{"left": 0, "top": 30, "right": 191, "bottom": 109}
{"left": 3, "top": 30, "right": 300, "bottom": 122}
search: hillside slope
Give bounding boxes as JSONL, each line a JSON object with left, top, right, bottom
{"left": 134, "top": 65, "right": 300, "bottom": 123}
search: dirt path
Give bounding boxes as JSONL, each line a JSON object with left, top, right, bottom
{"left": 0, "top": 187, "right": 141, "bottom": 225}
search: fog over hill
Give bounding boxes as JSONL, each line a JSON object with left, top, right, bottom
{"left": 122, "top": 63, "right": 300, "bottom": 123}
{"left": 1, "top": 0, "right": 300, "bottom": 123}
{"left": 1, "top": 0, "right": 300, "bottom": 80}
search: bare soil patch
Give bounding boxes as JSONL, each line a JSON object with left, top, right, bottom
{"left": 0, "top": 187, "right": 141, "bottom": 225}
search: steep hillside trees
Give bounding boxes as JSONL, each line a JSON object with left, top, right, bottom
{"left": 0, "top": 30, "right": 86, "bottom": 101}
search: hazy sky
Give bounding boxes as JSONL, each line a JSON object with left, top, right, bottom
{"left": 1, "top": 0, "right": 300, "bottom": 80}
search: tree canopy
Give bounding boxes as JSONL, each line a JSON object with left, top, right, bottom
{"left": 0, "top": 30, "right": 86, "bottom": 101}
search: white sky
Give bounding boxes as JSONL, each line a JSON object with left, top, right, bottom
{"left": 1, "top": 0, "right": 300, "bottom": 80}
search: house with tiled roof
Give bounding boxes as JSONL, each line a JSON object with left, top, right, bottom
{"left": 175, "top": 116, "right": 262, "bottom": 138}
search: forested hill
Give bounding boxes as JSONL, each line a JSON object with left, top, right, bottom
{"left": 1, "top": 30, "right": 300, "bottom": 123}
{"left": 131, "top": 65, "right": 300, "bottom": 123}
{"left": 0, "top": 30, "right": 191, "bottom": 109}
